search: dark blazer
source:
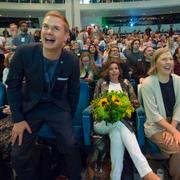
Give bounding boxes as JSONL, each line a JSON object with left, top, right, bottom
{"left": 6, "top": 43, "right": 80, "bottom": 123}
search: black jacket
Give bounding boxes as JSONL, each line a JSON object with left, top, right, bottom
{"left": 6, "top": 43, "right": 80, "bottom": 123}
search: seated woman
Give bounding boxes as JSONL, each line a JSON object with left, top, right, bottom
{"left": 88, "top": 43, "right": 103, "bottom": 69}
{"left": 80, "top": 51, "right": 97, "bottom": 99}
{"left": 141, "top": 48, "right": 180, "bottom": 180}
{"left": 93, "top": 60, "right": 159, "bottom": 180}
{"left": 80, "top": 52, "right": 97, "bottom": 84}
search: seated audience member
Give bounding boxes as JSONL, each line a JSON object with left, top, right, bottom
{"left": 93, "top": 61, "right": 160, "bottom": 180}
{"left": 4, "top": 23, "right": 18, "bottom": 54}
{"left": 167, "top": 37, "right": 176, "bottom": 55}
{"left": 124, "top": 39, "right": 144, "bottom": 70}
{"left": 174, "top": 36, "right": 180, "bottom": 49}
{"left": 132, "top": 46, "right": 154, "bottom": 84}
{"left": 3, "top": 52, "right": 14, "bottom": 85}
{"left": 103, "top": 45, "right": 130, "bottom": 80}
{"left": 141, "top": 48, "right": 180, "bottom": 180}
{"left": 173, "top": 47, "right": 180, "bottom": 76}
{"left": 33, "top": 30, "right": 41, "bottom": 43}
{"left": 80, "top": 52, "right": 97, "bottom": 84}
{"left": 88, "top": 43, "right": 103, "bottom": 68}
{"left": 82, "top": 37, "right": 91, "bottom": 51}
{"left": 70, "top": 41, "right": 81, "bottom": 57}
{"left": 142, "top": 35, "right": 153, "bottom": 50}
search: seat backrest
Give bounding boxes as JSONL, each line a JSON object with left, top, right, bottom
{"left": 136, "top": 106, "right": 146, "bottom": 149}
{"left": 72, "top": 80, "right": 90, "bottom": 125}
{"left": 72, "top": 80, "right": 90, "bottom": 143}
{"left": 82, "top": 106, "right": 92, "bottom": 146}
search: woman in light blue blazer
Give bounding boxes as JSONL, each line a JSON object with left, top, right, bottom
{"left": 141, "top": 47, "right": 180, "bottom": 180}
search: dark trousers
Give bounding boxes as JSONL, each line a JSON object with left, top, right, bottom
{"left": 11, "top": 102, "right": 82, "bottom": 180}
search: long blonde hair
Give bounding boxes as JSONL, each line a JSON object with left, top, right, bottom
{"left": 148, "top": 47, "right": 172, "bottom": 75}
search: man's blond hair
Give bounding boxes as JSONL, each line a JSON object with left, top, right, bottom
{"left": 44, "top": 10, "right": 69, "bottom": 32}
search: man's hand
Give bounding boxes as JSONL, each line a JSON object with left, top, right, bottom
{"left": 3, "top": 105, "right": 11, "bottom": 115}
{"left": 11, "top": 121, "right": 32, "bottom": 146}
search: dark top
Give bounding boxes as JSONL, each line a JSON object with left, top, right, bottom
{"left": 132, "top": 59, "right": 150, "bottom": 84}
{"left": 124, "top": 49, "right": 144, "bottom": 69}
{"left": 120, "top": 63, "right": 130, "bottom": 80}
{"left": 159, "top": 76, "right": 175, "bottom": 117}
{"left": 41, "top": 58, "right": 58, "bottom": 101}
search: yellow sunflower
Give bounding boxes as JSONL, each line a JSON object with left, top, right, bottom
{"left": 112, "top": 95, "right": 122, "bottom": 106}
{"left": 126, "top": 108, "right": 133, "bottom": 118}
{"left": 98, "top": 98, "right": 109, "bottom": 107}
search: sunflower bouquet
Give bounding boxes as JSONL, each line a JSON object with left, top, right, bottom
{"left": 91, "top": 91, "right": 135, "bottom": 124}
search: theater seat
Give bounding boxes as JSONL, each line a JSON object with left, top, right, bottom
{"left": 82, "top": 106, "right": 92, "bottom": 146}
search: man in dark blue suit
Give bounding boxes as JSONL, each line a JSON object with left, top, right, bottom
{"left": 6, "top": 11, "right": 81, "bottom": 180}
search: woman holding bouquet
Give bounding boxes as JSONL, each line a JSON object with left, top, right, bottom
{"left": 93, "top": 61, "right": 159, "bottom": 180}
